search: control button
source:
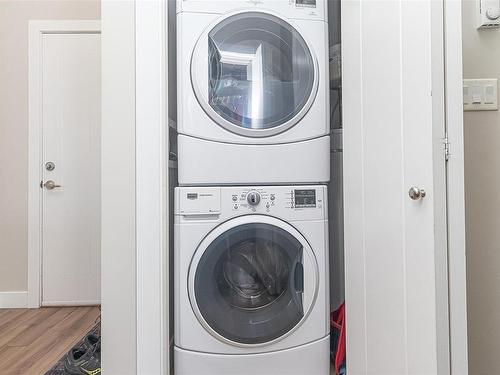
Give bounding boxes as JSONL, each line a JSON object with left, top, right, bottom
{"left": 270, "top": 194, "right": 275, "bottom": 201}
{"left": 247, "top": 191, "right": 261, "bottom": 206}
{"left": 266, "top": 202, "right": 270, "bottom": 209}
{"left": 232, "top": 195, "right": 238, "bottom": 201}
{"left": 234, "top": 204, "right": 238, "bottom": 210}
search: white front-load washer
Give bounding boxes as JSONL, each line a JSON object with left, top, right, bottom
{"left": 176, "top": 0, "right": 330, "bottom": 185}
{"left": 174, "top": 185, "right": 330, "bottom": 375}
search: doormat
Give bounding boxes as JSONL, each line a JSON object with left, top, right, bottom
{"left": 45, "top": 323, "right": 100, "bottom": 375}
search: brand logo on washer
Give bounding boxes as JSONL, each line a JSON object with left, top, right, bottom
{"left": 187, "top": 193, "right": 214, "bottom": 200}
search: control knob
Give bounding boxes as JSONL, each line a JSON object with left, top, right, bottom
{"left": 246, "top": 191, "right": 261, "bottom": 206}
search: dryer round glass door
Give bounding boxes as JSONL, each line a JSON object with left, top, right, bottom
{"left": 191, "top": 11, "right": 318, "bottom": 137}
{"left": 188, "top": 216, "right": 319, "bottom": 346}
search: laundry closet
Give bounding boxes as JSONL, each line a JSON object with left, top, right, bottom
{"left": 157, "top": 0, "right": 468, "bottom": 374}
{"left": 168, "top": 1, "right": 342, "bottom": 373}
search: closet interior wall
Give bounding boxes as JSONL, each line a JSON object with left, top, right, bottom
{"left": 328, "top": 0, "right": 344, "bottom": 312}
{"left": 168, "top": 0, "right": 177, "bottom": 372}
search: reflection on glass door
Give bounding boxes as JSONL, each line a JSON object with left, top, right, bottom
{"left": 194, "top": 12, "right": 316, "bottom": 133}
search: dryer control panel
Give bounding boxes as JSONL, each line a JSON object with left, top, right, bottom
{"left": 176, "top": 0, "right": 327, "bottom": 21}
{"left": 176, "top": 185, "right": 327, "bottom": 221}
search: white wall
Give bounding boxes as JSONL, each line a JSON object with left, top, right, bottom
{"left": 0, "top": 0, "right": 100, "bottom": 294}
{"left": 462, "top": 1, "right": 500, "bottom": 374}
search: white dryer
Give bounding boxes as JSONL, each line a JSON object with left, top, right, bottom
{"left": 177, "top": 0, "right": 330, "bottom": 185}
{"left": 174, "top": 185, "right": 330, "bottom": 375}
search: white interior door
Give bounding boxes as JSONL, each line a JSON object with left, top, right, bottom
{"left": 343, "top": 1, "right": 451, "bottom": 374}
{"left": 41, "top": 32, "right": 101, "bottom": 306}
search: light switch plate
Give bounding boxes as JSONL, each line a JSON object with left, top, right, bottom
{"left": 463, "top": 79, "right": 498, "bottom": 111}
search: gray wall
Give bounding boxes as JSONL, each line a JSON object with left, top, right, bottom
{"left": 328, "top": 0, "right": 341, "bottom": 46}
{"left": 462, "top": 1, "right": 500, "bottom": 373}
{"left": 0, "top": 0, "right": 100, "bottom": 292}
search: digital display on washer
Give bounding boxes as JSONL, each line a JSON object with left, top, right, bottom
{"left": 294, "top": 189, "right": 316, "bottom": 208}
{"left": 296, "top": 0, "right": 316, "bottom": 7}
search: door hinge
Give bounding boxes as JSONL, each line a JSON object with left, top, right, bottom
{"left": 443, "top": 135, "right": 451, "bottom": 161}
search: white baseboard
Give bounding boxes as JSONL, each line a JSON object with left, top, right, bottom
{"left": 42, "top": 300, "right": 100, "bottom": 307}
{"left": 0, "top": 291, "right": 28, "bottom": 308}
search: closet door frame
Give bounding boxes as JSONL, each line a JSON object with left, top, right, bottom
{"left": 135, "top": 0, "right": 170, "bottom": 374}
{"left": 444, "top": 1, "right": 468, "bottom": 373}
{"left": 132, "top": 0, "right": 467, "bottom": 373}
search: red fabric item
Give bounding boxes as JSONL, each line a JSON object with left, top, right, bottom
{"left": 330, "top": 302, "right": 346, "bottom": 374}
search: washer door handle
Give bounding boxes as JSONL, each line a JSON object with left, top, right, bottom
{"left": 294, "top": 262, "right": 304, "bottom": 293}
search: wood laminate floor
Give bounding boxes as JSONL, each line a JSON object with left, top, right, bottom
{"left": 0, "top": 306, "right": 100, "bottom": 375}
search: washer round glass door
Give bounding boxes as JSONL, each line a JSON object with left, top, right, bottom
{"left": 188, "top": 216, "right": 319, "bottom": 346}
{"left": 191, "top": 11, "right": 318, "bottom": 137}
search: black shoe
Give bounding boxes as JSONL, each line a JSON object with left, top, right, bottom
{"left": 83, "top": 333, "right": 100, "bottom": 353}
{"left": 64, "top": 342, "right": 101, "bottom": 375}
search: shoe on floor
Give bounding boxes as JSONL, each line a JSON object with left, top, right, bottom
{"left": 83, "top": 333, "right": 100, "bottom": 352}
{"left": 64, "top": 343, "right": 101, "bottom": 375}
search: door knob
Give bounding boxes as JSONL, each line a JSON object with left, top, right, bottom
{"left": 408, "top": 186, "right": 426, "bottom": 200}
{"left": 43, "top": 180, "right": 61, "bottom": 190}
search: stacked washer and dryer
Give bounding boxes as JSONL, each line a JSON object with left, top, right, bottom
{"left": 174, "top": 1, "right": 331, "bottom": 374}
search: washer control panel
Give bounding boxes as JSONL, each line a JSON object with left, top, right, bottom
{"left": 227, "top": 186, "right": 325, "bottom": 217}
{"left": 176, "top": 186, "right": 327, "bottom": 221}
